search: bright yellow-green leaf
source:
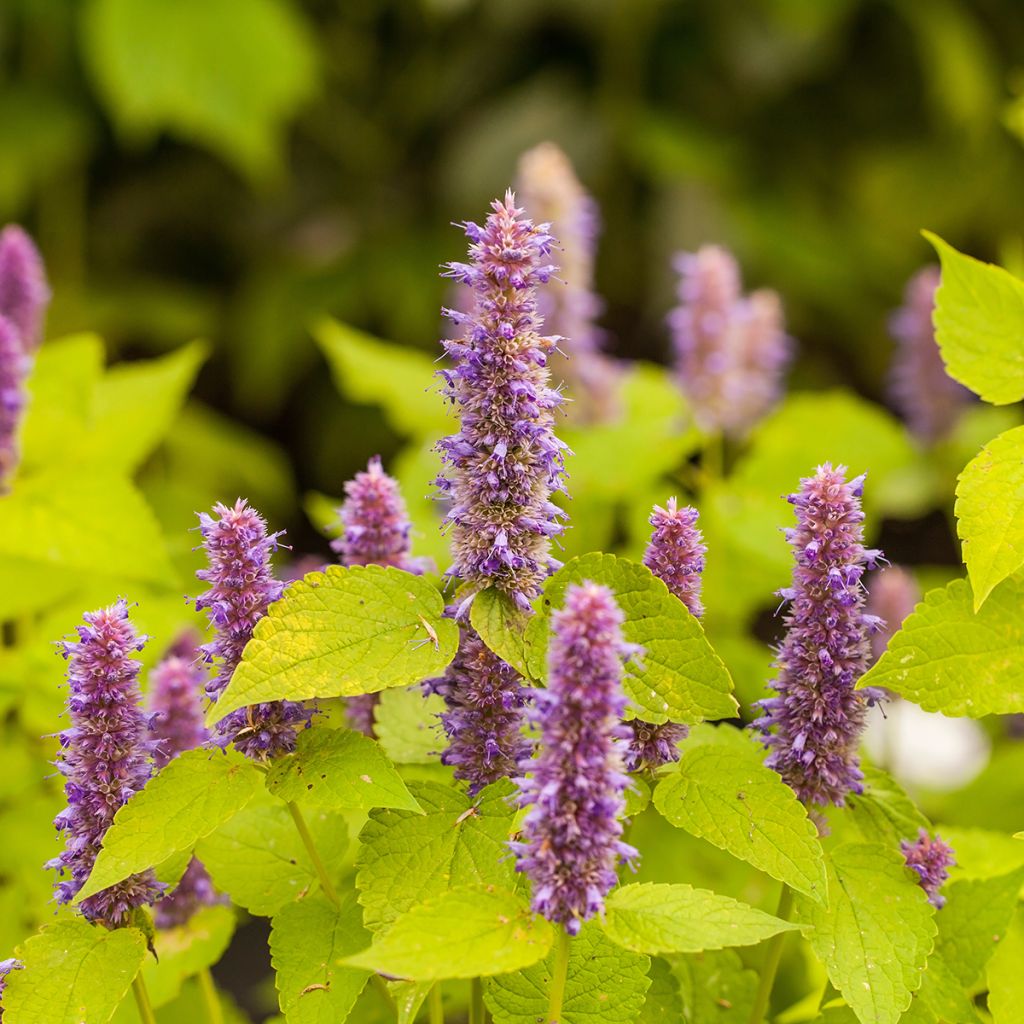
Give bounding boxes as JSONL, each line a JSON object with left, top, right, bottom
{"left": 987, "top": 906, "right": 1024, "bottom": 1023}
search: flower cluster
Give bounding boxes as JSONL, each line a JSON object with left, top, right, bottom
{"left": 901, "top": 829, "right": 955, "bottom": 908}
{"left": 437, "top": 191, "right": 567, "bottom": 615}
{"left": 866, "top": 565, "right": 920, "bottom": 663}
{"left": 516, "top": 142, "right": 618, "bottom": 423}
{"left": 755, "top": 464, "right": 883, "bottom": 808}
{"left": 49, "top": 602, "right": 163, "bottom": 926}
{"left": 196, "top": 500, "right": 310, "bottom": 758}
{"left": 889, "top": 266, "right": 971, "bottom": 442}
{"left": 0, "top": 225, "right": 49, "bottom": 352}
{"left": 514, "top": 582, "right": 636, "bottom": 933}
{"left": 0, "top": 317, "right": 29, "bottom": 488}
{"left": 669, "top": 245, "right": 791, "bottom": 438}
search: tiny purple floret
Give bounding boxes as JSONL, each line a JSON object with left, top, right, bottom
{"left": 901, "top": 829, "right": 954, "bottom": 908}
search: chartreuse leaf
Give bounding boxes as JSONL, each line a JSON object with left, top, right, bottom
{"left": 471, "top": 588, "right": 532, "bottom": 678}
{"left": 373, "top": 686, "right": 446, "bottom": 765}
{"left": 356, "top": 781, "right": 516, "bottom": 932}
{"left": 987, "top": 906, "right": 1024, "bottom": 1023}
{"left": 270, "top": 892, "right": 372, "bottom": 1023}
{"left": 4, "top": 919, "right": 146, "bottom": 1024}
{"left": 602, "top": 882, "right": 798, "bottom": 955}
{"left": 525, "top": 554, "right": 736, "bottom": 724}
{"left": 388, "top": 982, "right": 433, "bottom": 1024}
{"left": 197, "top": 800, "right": 348, "bottom": 916}
{"left": 265, "top": 726, "right": 421, "bottom": 813}
{"left": 636, "top": 958, "right": 681, "bottom": 1024}
{"left": 925, "top": 232, "right": 1024, "bottom": 404}
{"left": 76, "top": 749, "right": 263, "bottom": 902}
{"left": 653, "top": 745, "right": 827, "bottom": 902}
{"left": 846, "top": 767, "right": 931, "bottom": 847}
{"left": 670, "top": 949, "right": 758, "bottom": 1023}
{"left": 485, "top": 922, "right": 650, "bottom": 1024}
{"left": 793, "top": 843, "right": 936, "bottom": 1024}
{"left": 856, "top": 577, "right": 1024, "bottom": 716}
{"left": 955, "top": 425, "right": 1024, "bottom": 609}
{"left": 344, "top": 885, "right": 553, "bottom": 980}
{"left": 208, "top": 565, "right": 458, "bottom": 727}
{"left": 900, "top": 950, "right": 980, "bottom": 1024}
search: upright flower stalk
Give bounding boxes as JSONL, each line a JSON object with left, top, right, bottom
{"left": 514, "top": 582, "right": 636, "bottom": 934}
{"left": 437, "top": 190, "right": 567, "bottom": 616}
{"left": 755, "top": 464, "right": 883, "bottom": 809}
{"left": 49, "top": 601, "right": 162, "bottom": 926}
{"left": 0, "top": 225, "right": 50, "bottom": 352}
{"left": 516, "top": 142, "right": 618, "bottom": 423}
{"left": 901, "top": 829, "right": 954, "bottom": 908}
{"left": 196, "top": 499, "right": 310, "bottom": 759}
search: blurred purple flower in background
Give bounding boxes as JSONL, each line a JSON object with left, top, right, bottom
{"left": 865, "top": 565, "right": 920, "bottom": 663}
{"left": 0, "top": 225, "right": 49, "bottom": 352}
{"left": 0, "top": 317, "right": 29, "bottom": 489}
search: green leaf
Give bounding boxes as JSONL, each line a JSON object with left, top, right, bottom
{"left": 636, "top": 958, "right": 682, "bottom": 1024}
{"left": 270, "top": 893, "right": 372, "bottom": 1023}
{"left": 4, "top": 919, "right": 146, "bottom": 1024}
{"left": 653, "top": 745, "right": 828, "bottom": 902}
{"left": 76, "top": 749, "right": 263, "bottom": 902}
{"left": 356, "top": 781, "right": 517, "bottom": 933}
{"left": 955, "top": 425, "right": 1024, "bottom": 609}
{"left": 265, "top": 726, "right": 421, "bottom": 813}
{"left": 846, "top": 767, "right": 931, "bottom": 848}
{"left": 208, "top": 565, "right": 458, "bottom": 727}
{"left": 987, "top": 906, "right": 1024, "bottom": 1023}
{"left": 793, "top": 843, "right": 937, "bottom": 1024}
{"left": 925, "top": 232, "right": 1024, "bottom": 404}
{"left": 471, "top": 588, "right": 532, "bottom": 678}
{"left": 388, "top": 982, "right": 433, "bottom": 1024}
{"left": 313, "top": 318, "right": 447, "bottom": 437}
{"left": 197, "top": 800, "right": 348, "bottom": 916}
{"left": 82, "top": 0, "right": 318, "bottom": 179}
{"left": 856, "top": 577, "right": 1024, "bottom": 716}
{"left": 899, "top": 950, "right": 980, "bottom": 1024}
{"left": 344, "top": 885, "right": 553, "bottom": 980}
{"left": 671, "top": 949, "right": 758, "bottom": 1024}
{"left": 373, "top": 685, "right": 446, "bottom": 765}
{"left": 485, "top": 922, "right": 650, "bottom": 1024}
{"left": 525, "top": 554, "right": 736, "bottom": 724}
{"left": 602, "top": 882, "right": 799, "bottom": 955}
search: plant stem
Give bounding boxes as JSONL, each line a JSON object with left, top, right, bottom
{"left": 747, "top": 884, "right": 793, "bottom": 1024}
{"left": 470, "top": 977, "right": 485, "bottom": 1024}
{"left": 286, "top": 800, "right": 340, "bottom": 908}
{"left": 132, "top": 975, "right": 157, "bottom": 1024}
{"left": 429, "top": 982, "right": 444, "bottom": 1024}
{"left": 546, "top": 928, "right": 571, "bottom": 1024}
{"left": 197, "top": 968, "right": 224, "bottom": 1024}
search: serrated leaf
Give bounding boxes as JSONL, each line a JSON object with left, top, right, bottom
{"left": 955, "top": 425, "right": 1024, "bottom": 609}
{"left": 485, "top": 922, "right": 650, "bottom": 1024}
{"left": 373, "top": 685, "right": 446, "bottom": 765}
{"left": 900, "top": 950, "right": 980, "bottom": 1024}
{"left": 344, "top": 885, "right": 553, "bottom": 980}
{"left": 986, "top": 906, "right": 1024, "bottom": 1023}
{"left": 270, "top": 893, "right": 372, "bottom": 1024}
{"left": 653, "top": 745, "right": 827, "bottom": 901}
{"left": 76, "top": 749, "right": 263, "bottom": 902}
{"left": 471, "top": 588, "right": 532, "bottom": 678}
{"left": 636, "top": 958, "right": 682, "bottom": 1024}
{"left": 208, "top": 565, "right": 458, "bottom": 727}
{"left": 603, "top": 882, "right": 798, "bottom": 955}
{"left": 356, "top": 780, "right": 516, "bottom": 933}
{"left": 846, "top": 768, "right": 931, "bottom": 848}
{"left": 265, "top": 726, "right": 421, "bottom": 813}
{"left": 857, "top": 577, "right": 1024, "bottom": 716}
{"left": 925, "top": 232, "right": 1024, "bottom": 405}
{"left": 526, "top": 554, "right": 736, "bottom": 724}
{"left": 793, "top": 843, "right": 936, "bottom": 1024}
{"left": 4, "top": 919, "right": 146, "bottom": 1024}
{"left": 671, "top": 949, "right": 758, "bottom": 1024}
{"left": 197, "top": 801, "right": 348, "bottom": 916}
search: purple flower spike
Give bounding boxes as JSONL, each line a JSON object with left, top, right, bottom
{"left": 0, "top": 225, "right": 49, "bottom": 352}
{"left": 623, "top": 721, "right": 689, "bottom": 773}
{"left": 754, "top": 465, "right": 883, "bottom": 808}
{"left": 50, "top": 601, "right": 163, "bottom": 926}
{"left": 866, "top": 566, "right": 920, "bottom": 664}
{"left": 889, "top": 266, "right": 971, "bottom": 443}
{"left": 0, "top": 316, "right": 30, "bottom": 488}
{"left": 668, "top": 245, "right": 791, "bottom": 438}
{"left": 643, "top": 498, "right": 706, "bottom": 618}
{"left": 901, "top": 829, "right": 954, "bottom": 908}
{"left": 436, "top": 628, "right": 530, "bottom": 795}
{"left": 516, "top": 143, "right": 619, "bottom": 423}
{"left": 514, "top": 582, "right": 636, "bottom": 933}
{"left": 196, "top": 500, "right": 311, "bottom": 759}
{"left": 437, "top": 190, "right": 568, "bottom": 616}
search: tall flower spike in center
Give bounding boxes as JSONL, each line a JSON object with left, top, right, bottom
{"left": 437, "top": 190, "right": 567, "bottom": 616}
{"left": 514, "top": 582, "right": 636, "bottom": 934}
{"left": 754, "top": 464, "right": 883, "bottom": 808}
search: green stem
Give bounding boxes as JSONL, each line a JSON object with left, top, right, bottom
{"left": 287, "top": 800, "right": 340, "bottom": 908}
{"left": 197, "top": 968, "right": 224, "bottom": 1024}
{"left": 429, "top": 982, "right": 444, "bottom": 1024}
{"left": 748, "top": 885, "right": 793, "bottom": 1024}
{"left": 546, "top": 928, "right": 571, "bottom": 1024}
{"left": 470, "top": 977, "right": 485, "bottom": 1024}
{"left": 132, "top": 975, "right": 157, "bottom": 1024}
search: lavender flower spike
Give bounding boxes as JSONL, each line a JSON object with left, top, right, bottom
{"left": 49, "top": 601, "right": 163, "bottom": 926}
{"left": 889, "top": 266, "right": 971, "bottom": 443}
{"left": 514, "top": 582, "right": 636, "bottom": 933}
{"left": 0, "top": 316, "right": 29, "bottom": 488}
{"left": 0, "top": 225, "right": 49, "bottom": 351}
{"left": 438, "top": 190, "right": 568, "bottom": 616}
{"left": 196, "top": 500, "right": 311, "bottom": 759}
{"left": 754, "top": 465, "right": 884, "bottom": 808}
{"left": 901, "top": 829, "right": 954, "bottom": 908}
{"left": 516, "top": 142, "right": 619, "bottom": 423}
